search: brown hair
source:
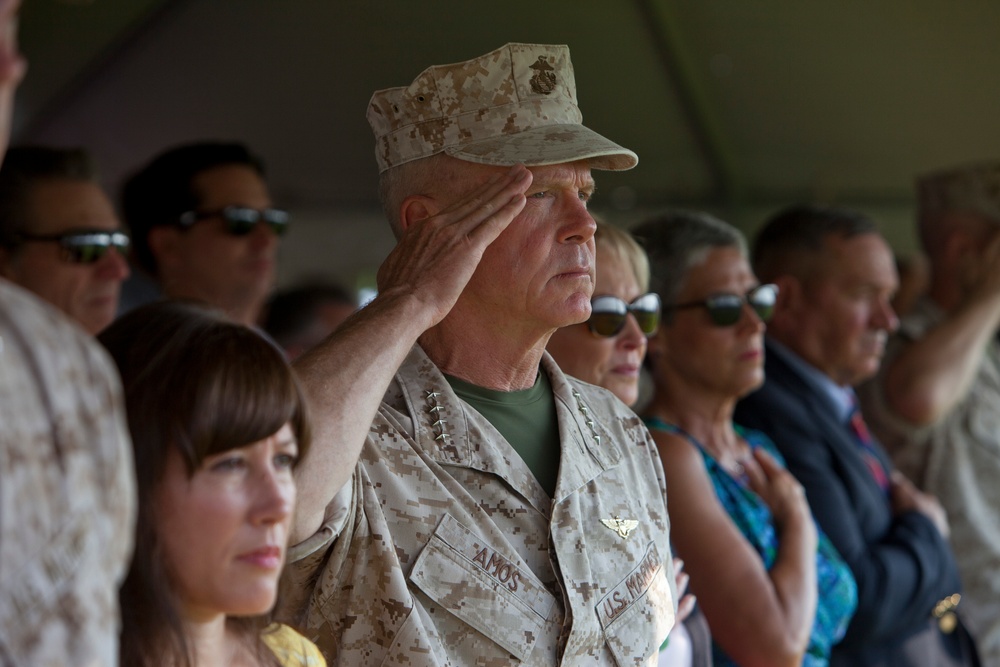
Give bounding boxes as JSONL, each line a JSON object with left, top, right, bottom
{"left": 98, "top": 300, "right": 310, "bottom": 667}
{"left": 751, "top": 204, "right": 877, "bottom": 285}
{"left": 0, "top": 145, "right": 98, "bottom": 249}
{"left": 121, "top": 141, "right": 265, "bottom": 276}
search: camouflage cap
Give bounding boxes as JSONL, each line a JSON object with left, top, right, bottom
{"left": 367, "top": 42, "right": 638, "bottom": 174}
{"left": 917, "top": 161, "right": 1000, "bottom": 222}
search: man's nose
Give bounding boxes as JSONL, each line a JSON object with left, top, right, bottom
{"left": 873, "top": 296, "right": 899, "bottom": 333}
{"left": 560, "top": 199, "right": 596, "bottom": 245}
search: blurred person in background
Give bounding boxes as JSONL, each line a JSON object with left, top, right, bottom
{"left": 263, "top": 282, "right": 357, "bottom": 361}
{"left": 859, "top": 162, "right": 1000, "bottom": 664}
{"left": 0, "top": 145, "right": 130, "bottom": 335}
{"left": 120, "top": 141, "right": 285, "bottom": 325}
{"left": 735, "top": 204, "right": 975, "bottom": 666}
{"left": 635, "top": 210, "right": 857, "bottom": 667}
{"left": 890, "top": 252, "right": 929, "bottom": 319}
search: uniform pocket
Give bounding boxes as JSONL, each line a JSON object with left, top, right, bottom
{"left": 596, "top": 541, "right": 676, "bottom": 667}
{"left": 408, "top": 513, "right": 557, "bottom": 661}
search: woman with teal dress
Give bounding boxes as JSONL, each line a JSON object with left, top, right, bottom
{"left": 632, "top": 211, "right": 857, "bottom": 667}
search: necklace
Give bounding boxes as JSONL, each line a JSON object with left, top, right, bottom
{"left": 721, "top": 438, "right": 755, "bottom": 486}
{"left": 676, "top": 421, "right": 751, "bottom": 482}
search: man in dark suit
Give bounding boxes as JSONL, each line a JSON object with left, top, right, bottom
{"left": 734, "top": 205, "right": 977, "bottom": 666}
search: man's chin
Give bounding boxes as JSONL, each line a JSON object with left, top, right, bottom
{"left": 565, "top": 299, "right": 593, "bottom": 326}
{"left": 848, "top": 359, "right": 882, "bottom": 387}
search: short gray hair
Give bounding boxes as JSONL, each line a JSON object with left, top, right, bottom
{"left": 378, "top": 153, "right": 467, "bottom": 238}
{"left": 630, "top": 210, "right": 747, "bottom": 322}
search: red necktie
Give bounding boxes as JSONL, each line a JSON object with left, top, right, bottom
{"left": 849, "top": 407, "right": 890, "bottom": 494}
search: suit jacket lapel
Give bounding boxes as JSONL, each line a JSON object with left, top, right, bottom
{"left": 763, "top": 341, "right": 892, "bottom": 515}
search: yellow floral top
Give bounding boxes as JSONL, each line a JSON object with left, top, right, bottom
{"left": 262, "top": 624, "right": 327, "bottom": 667}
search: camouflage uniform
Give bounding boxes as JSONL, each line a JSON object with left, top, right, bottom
{"left": 859, "top": 297, "right": 1000, "bottom": 663}
{"left": 287, "top": 346, "right": 676, "bottom": 666}
{"left": 0, "top": 280, "right": 136, "bottom": 667}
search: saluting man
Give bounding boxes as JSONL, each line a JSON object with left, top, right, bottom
{"left": 283, "top": 43, "right": 678, "bottom": 666}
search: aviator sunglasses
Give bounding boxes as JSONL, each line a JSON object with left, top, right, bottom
{"left": 587, "top": 292, "right": 662, "bottom": 338}
{"left": 670, "top": 283, "right": 779, "bottom": 327}
{"left": 16, "top": 229, "right": 131, "bottom": 264}
{"left": 178, "top": 205, "right": 290, "bottom": 237}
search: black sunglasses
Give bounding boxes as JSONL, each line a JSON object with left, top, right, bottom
{"left": 178, "top": 206, "right": 290, "bottom": 237}
{"left": 16, "top": 229, "right": 131, "bottom": 264}
{"left": 670, "top": 283, "right": 779, "bottom": 327}
{"left": 587, "top": 292, "right": 661, "bottom": 338}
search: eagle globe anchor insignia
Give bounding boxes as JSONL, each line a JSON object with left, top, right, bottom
{"left": 529, "top": 56, "right": 557, "bottom": 95}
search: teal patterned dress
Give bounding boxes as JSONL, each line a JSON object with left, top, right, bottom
{"left": 645, "top": 417, "right": 857, "bottom": 667}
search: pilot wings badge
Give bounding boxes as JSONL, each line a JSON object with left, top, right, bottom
{"left": 601, "top": 516, "right": 639, "bottom": 539}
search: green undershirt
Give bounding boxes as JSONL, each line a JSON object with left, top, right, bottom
{"left": 445, "top": 371, "right": 560, "bottom": 497}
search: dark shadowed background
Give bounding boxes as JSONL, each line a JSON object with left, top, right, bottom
{"left": 15, "top": 0, "right": 1000, "bottom": 291}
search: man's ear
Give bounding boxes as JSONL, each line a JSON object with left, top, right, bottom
{"left": 398, "top": 195, "right": 439, "bottom": 234}
{"left": 769, "top": 274, "right": 802, "bottom": 327}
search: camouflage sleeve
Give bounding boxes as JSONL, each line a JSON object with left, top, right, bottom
{"left": 280, "top": 470, "right": 358, "bottom": 627}
{"left": 289, "top": 473, "right": 355, "bottom": 563}
{"left": 82, "top": 333, "right": 137, "bottom": 598}
{"left": 0, "top": 284, "right": 137, "bottom": 667}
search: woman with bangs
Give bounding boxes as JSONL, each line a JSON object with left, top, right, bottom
{"left": 99, "top": 301, "right": 325, "bottom": 667}
{"left": 631, "top": 211, "right": 856, "bottom": 667}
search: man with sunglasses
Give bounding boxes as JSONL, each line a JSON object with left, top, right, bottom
{"left": 734, "top": 205, "right": 977, "bottom": 666}
{"left": 0, "top": 145, "right": 130, "bottom": 335}
{"left": 284, "top": 44, "right": 678, "bottom": 666}
{"left": 121, "top": 141, "right": 284, "bottom": 326}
